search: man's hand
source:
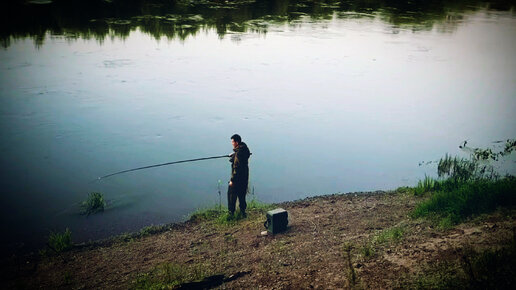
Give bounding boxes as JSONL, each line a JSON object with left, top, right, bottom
{"left": 229, "top": 181, "right": 233, "bottom": 187}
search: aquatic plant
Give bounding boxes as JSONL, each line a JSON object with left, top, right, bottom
{"left": 81, "top": 192, "right": 106, "bottom": 215}
{"left": 437, "top": 153, "right": 496, "bottom": 183}
{"left": 48, "top": 228, "right": 72, "bottom": 253}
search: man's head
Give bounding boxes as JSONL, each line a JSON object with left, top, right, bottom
{"left": 231, "top": 134, "right": 241, "bottom": 149}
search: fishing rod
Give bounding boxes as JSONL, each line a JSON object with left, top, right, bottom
{"left": 97, "top": 154, "right": 230, "bottom": 180}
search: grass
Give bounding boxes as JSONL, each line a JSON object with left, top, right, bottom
{"left": 407, "top": 140, "right": 516, "bottom": 227}
{"left": 343, "top": 242, "right": 357, "bottom": 287}
{"left": 360, "top": 243, "right": 375, "bottom": 258}
{"left": 414, "top": 175, "right": 438, "bottom": 196}
{"left": 189, "top": 205, "right": 228, "bottom": 223}
{"left": 133, "top": 262, "right": 215, "bottom": 289}
{"left": 188, "top": 197, "right": 273, "bottom": 226}
{"left": 373, "top": 225, "right": 405, "bottom": 245}
{"left": 81, "top": 192, "right": 106, "bottom": 215}
{"left": 357, "top": 225, "right": 406, "bottom": 262}
{"left": 139, "top": 224, "right": 168, "bottom": 237}
{"left": 48, "top": 228, "right": 72, "bottom": 253}
{"left": 398, "top": 239, "right": 516, "bottom": 289}
{"left": 412, "top": 177, "right": 516, "bottom": 227}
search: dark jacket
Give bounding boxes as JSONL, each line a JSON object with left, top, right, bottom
{"left": 230, "top": 142, "right": 251, "bottom": 187}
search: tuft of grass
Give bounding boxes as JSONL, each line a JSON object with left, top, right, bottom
{"left": 189, "top": 205, "right": 226, "bottom": 223}
{"left": 373, "top": 225, "right": 405, "bottom": 245}
{"left": 414, "top": 175, "right": 439, "bottom": 196}
{"left": 412, "top": 177, "right": 516, "bottom": 227}
{"left": 360, "top": 243, "right": 375, "bottom": 258}
{"left": 48, "top": 228, "right": 72, "bottom": 253}
{"left": 81, "top": 192, "right": 106, "bottom": 215}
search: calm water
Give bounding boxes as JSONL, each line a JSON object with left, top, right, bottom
{"left": 1, "top": 0, "right": 515, "bottom": 254}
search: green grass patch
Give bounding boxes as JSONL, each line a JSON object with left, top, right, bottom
{"left": 133, "top": 262, "right": 214, "bottom": 289}
{"left": 81, "top": 192, "right": 106, "bottom": 215}
{"left": 139, "top": 224, "right": 168, "bottom": 237}
{"left": 412, "top": 177, "right": 516, "bottom": 227}
{"left": 395, "top": 186, "right": 414, "bottom": 195}
{"left": 188, "top": 197, "right": 273, "bottom": 226}
{"left": 246, "top": 198, "right": 275, "bottom": 211}
{"left": 48, "top": 228, "right": 72, "bottom": 253}
{"left": 373, "top": 225, "right": 405, "bottom": 245}
{"left": 189, "top": 206, "right": 223, "bottom": 223}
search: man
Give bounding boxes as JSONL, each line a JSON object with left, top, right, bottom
{"left": 228, "top": 134, "right": 251, "bottom": 218}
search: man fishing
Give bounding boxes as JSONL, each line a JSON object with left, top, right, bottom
{"left": 228, "top": 134, "right": 251, "bottom": 218}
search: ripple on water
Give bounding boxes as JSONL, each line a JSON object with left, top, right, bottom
{"left": 102, "top": 59, "right": 133, "bottom": 68}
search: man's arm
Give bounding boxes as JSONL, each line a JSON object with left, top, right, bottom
{"left": 231, "top": 153, "right": 240, "bottom": 182}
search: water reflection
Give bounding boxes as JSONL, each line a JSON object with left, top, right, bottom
{"left": 3, "top": 0, "right": 514, "bottom": 48}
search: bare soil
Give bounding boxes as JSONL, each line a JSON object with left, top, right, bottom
{"left": 8, "top": 191, "right": 516, "bottom": 289}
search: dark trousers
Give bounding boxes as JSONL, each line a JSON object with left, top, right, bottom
{"left": 227, "top": 184, "right": 247, "bottom": 215}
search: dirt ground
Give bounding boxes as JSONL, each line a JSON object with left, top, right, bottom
{"left": 7, "top": 191, "right": 516, "bottom": 289}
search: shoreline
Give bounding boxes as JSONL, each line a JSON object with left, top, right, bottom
{"left": 61, "top": 190, "right": 393, "bottom": 253}
{"left": 7, "top": 189, "right": 515, "bottom": 288}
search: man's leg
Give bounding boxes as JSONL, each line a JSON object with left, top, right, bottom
{"left": 237, "top": 188, "right": 247, "bottom": 217}
{"left": 227, "top": 186, "right": 237, "bottom": 215}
